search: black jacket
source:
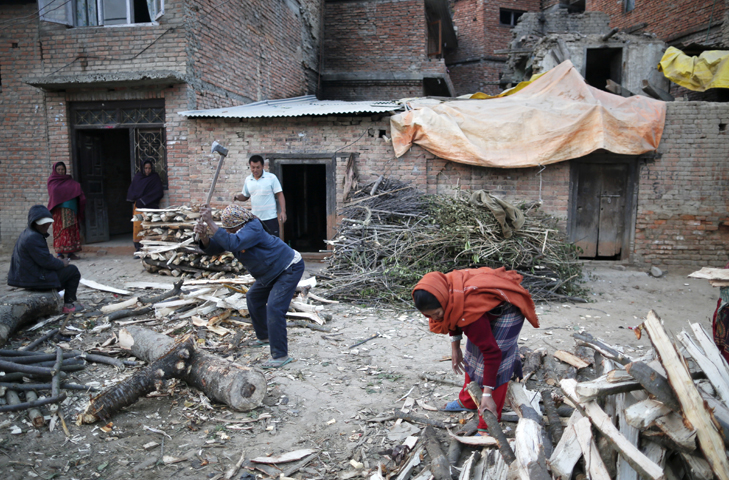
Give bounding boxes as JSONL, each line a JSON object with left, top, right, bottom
{"left": 7, "top": 205, "right": 65, "bottom": 289}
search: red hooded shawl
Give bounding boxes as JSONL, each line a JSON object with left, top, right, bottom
{"left": 47, "top": 162, "right": 86, "bottom": 220}
{"left": 412, "top": 267, "right": 539, "bottom": 334}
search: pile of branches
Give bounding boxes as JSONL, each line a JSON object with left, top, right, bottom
{"left": 323, "top": 177, "right": 586, "bottom": 305}
{"left": 134, "top": 206, "right": 245, "bottom": 279}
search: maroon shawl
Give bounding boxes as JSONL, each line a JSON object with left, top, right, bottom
{"left": 47, "top": 162, "right": 86, "bottom": 220}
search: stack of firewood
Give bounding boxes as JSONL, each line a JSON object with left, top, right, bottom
{"left": 132, "top": 206, "right": 245, "bottom": 279}
{"left": 402, "top": 309, "right": 729, "bottom": 480}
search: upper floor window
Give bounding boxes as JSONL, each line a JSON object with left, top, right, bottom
{"left": 38, "top": 0, "right": 164, "bottom": 27}
{"left": 499, "top": 8, "right": 525, "bottom": 27}
{"left": 624, "top": 0, "right": 635, "bottom": 12}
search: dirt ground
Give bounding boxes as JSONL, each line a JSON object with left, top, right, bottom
{"left": 0, "top": 254, "right": 721, "bottom": 479}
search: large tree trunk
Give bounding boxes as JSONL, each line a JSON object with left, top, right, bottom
{"left": 0, "top": 291, "right": 62, "bottom": 347}
{"left": 119, "top": 326, "right": 266, "bottom": 411}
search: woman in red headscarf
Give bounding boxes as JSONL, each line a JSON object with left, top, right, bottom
{"left": 412, "top": 267, "right": 539, "bottom": 435}
{"left": 47, "top": 162, "right": 86, "bottom": 259}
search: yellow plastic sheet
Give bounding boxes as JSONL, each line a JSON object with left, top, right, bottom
{"left": 658, "top": 46, "right": 729, "bottom": 92}
{"left": 390, "top": 61, "right": 666, "bottom": 168}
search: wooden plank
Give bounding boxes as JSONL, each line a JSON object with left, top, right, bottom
{"left": 124, "top": 281, "right": 176, "bottom": 290}
{"left": 548, "top": 410, "right": 583, "bottom": 480}
{"left": 513, "top": 418, "right": 550, "bottom": 480}
{"left": 183, "top": 277, "right": 256, "bottom": 286}
{"left": 689, "top": 323, "right": 729, "bottom": 398}
{"left": 643, "top": 310, "right": 729, "bottom": 480}
{"left": 641, "top": 441, "right": 666, "bottom": 470}
{"left": 507, "top": 382, "right": 552, "bottom": 457}
{"left": 574, "top": 375, "right": 639, "bottom": 402}
{"left": 395, "top": 446, "right": 423, "bottom": 480}
{"left": 615, "top": 393, "right": 639, "bottom": 480}
{"left": 251, "top": 449, "right": 317, "bottom": 464}
{"left": 560, "top": 378, "right": 665, "bottom": 480}
{"left": 624, "top": 399, "right": 671, "bottom": 430}
{"left": 554, "top": 350, "right": 590, "bottom": 369}
{"left": 677, "top": 330, "right": 729, "bottom": 403}
{"left": 573, "top": 417, "right": 611, "bottom": 480}
{"left": 80, "top": 278, "right": 131, "bottom": 295}
{"left": 709, "top": 279, "right": 729, "bottom": 287}
{"left": 100, "top": 297, "right": 139, "bottom": 314}
{"left": 678, "top": 451, "right": 713, "bottom": 480}
{"left": 688, "top": 267, "right": 729, "bottom": 281}
{"left": 654, "top": 412, "right": 696, "bottom": 452}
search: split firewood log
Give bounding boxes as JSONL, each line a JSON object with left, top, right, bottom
{"left": 119, "top": 326, "right": 265, "bottom": 411}
{"left": 0, "top": 291, "right": 63, "bottom": 347}
{"left": 77, "top": 335, "right": 195, "bottom": 424}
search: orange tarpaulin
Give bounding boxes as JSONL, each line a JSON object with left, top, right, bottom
{"left": 390, "top": 61, "right": 667, "bottom": 168}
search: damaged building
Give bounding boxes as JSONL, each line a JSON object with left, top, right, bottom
{"left": 0, "top": 0, "right": 727, "bottom": 268}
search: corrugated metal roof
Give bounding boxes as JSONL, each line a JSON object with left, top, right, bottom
{"left": 178, "top": 95, "right": 402, "bottom": 118}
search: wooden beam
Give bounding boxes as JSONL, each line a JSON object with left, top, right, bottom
{"left": 688, "top": 267, "right": 729, "bottom": 281}
{"left": 624, "top": 398, "right": 671, "bottom": 430}
{"left": 548, "top": 410, "right": 584, "bottom": 480}
{"left": 654, "top": 412, "right": 697, "bottom": 452}
{"left": 560, "top": 379, "right": 665, "bottom": 480}
{"left": 641, "top": 80, "right": 674, "bottom": 102}
{"left": 573, "top": 417, "right": 611, "bottom": 480}
{"left": 507, "top": 382, "right": 553, "bottom": 457}
{"left": 513, "top": 418, "right": 551, "bottom": 480}
{"left": 554, "top": 350, "right": 590, "bottom": 369}
{"left": 574, "top": 374, "right": 640, "bottom": 402}
{"left": 643, "top": 310, "right": 729, "bottom": 480}
{"left": 616, "top": 393, "right": 639, "bottom": 480}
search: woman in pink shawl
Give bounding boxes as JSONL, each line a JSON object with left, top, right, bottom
{"left": 47, "top": 162, "right": 86, "bottom": 259}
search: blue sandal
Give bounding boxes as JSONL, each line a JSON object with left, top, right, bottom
{"left": 242, "top": 338, "right": 269, "bottom": 348}
{"left": 261, "top": 356, "right": 293, "bottom": 369}
{"left": 441, "top": 400, "right": 477, "bottom": 412}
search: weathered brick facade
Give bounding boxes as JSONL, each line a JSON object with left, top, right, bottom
{"left": 446, "top": 0, "right": 541, "bottom": 95}
{"left": 586, "top": 0, "right": 725, "bottom": 44}
{"left": 0, "top": 0, "right": 321, "bottom": 246}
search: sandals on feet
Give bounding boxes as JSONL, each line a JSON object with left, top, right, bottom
{"left": 441, "top": 400, "right": 477, "bottom": 412}
{"left": 261, "top": 356, "right": 293, "bottom": 369}
{"left": 242, "top": 338, "right": 269, "bottom": 348}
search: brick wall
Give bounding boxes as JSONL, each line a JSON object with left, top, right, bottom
{"left": 0, "top": 2, "right": 52, "bottom": 247}
{"left": 447, "top": 0, "right": 541, "bottom": 95}
{"left": 634, "top": 102, "right": 729, "bottom": 267}
{"left": 586, "top": 0, "right": 725, "bottom": 43}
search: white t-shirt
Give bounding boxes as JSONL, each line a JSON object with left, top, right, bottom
{"left": 242, "top": 172, "right": 282, "bottom": 221}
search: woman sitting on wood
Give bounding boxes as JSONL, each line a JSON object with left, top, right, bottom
{"left": 194, "top": 204, "right": 304, "bottom": 369}
{"left": 412, "top": 267, "right": 539, "bottom": 433}
{"left": 127, "top": 160, "right": 164, "bottom": 252}
{"left": 47, "top": 162, "right": 86, "bottom": 260}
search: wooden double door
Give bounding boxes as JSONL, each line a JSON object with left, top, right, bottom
{"left": 569, "top": 155, "right": 638, "bottom": 260}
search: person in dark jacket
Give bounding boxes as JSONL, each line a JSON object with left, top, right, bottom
{"left": 8, "top": 205, "right": 84, "bottom": 314}
{"left": 194, "top": 204, "right": 304, "bottom": 368}
{"left": 127, "top": 160, "right": 164, "bottom": 251}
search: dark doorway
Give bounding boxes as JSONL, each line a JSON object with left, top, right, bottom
{"left": 569, "top": 155, "right": 637, "bottom": 260}
{"left": 76, "top": 130, "right": 133, "bottom": 243}
{"left": 584, "top": 47, "right": 622, "bottom": 91}
{"left": 280, "top": 164, "right": 327, "bottom": 252}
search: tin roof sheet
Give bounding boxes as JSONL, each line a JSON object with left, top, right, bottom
{"left": 178, "top": 95, "right": 402, "bottom": 118}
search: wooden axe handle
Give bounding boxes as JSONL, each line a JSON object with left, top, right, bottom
{"left": 205, "top": 154, "right": 226, "bottom": 206}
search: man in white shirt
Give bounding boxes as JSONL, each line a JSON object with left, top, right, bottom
{"left": 234, "top": 155, "right": 287, "bottom": 237}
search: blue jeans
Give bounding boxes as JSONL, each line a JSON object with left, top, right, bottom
{"left": 246, "top": 259, "right": 305, "bottom": 359}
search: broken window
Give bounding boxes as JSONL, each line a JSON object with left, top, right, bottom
{"left": 624, "top": 0, "right": 635, "bottom": 13}
{"left": 584, "top": 47, "right": 622, "bottom": 92}
{"left": 39, "top": 0, "right": 163, "bottom": 27}
{"left": 499, "top": 8, "right": 525, "bottom": 27}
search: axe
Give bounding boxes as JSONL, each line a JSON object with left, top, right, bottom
{"left": 196, "top": 141, "right": 229, "bottom": 240}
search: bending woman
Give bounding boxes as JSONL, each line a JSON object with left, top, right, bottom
{"left": 127, "top": 160, "right": 164, "bottom": 251}
{"left": 47, "top": 162, "right": 86, "bottom": 259}
{"left": 412, "top": 267, "right": 539, "bottom": 434}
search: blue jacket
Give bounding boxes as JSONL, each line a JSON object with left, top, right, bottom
{"left": 7, "top": 205, "right": 66, "bottom": 289}
{"left": 201, "top": 219, "right": 295, "bottom": 286}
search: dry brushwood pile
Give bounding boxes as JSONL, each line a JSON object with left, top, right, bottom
{"left": 380, "top": 309, "right": 729, "bottom": 480}
{"left": 323, "top": 178, "right": 586, "bottom": 305}
{"left": 133, "top": 206, "right": 246, "bottom": 279}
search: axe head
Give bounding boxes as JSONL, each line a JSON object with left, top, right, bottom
{"left": 211, "top": 141, "right": 228, "bottom": 157}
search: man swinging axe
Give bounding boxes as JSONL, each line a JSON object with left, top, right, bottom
{"left": 194, "top": 141, "right": 304, "bottom": 369}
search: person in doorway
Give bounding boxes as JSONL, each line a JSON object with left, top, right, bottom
{"left": 47, "top": 162, "right": 86, "bottom": 260}
{"left": 127, "top": 160, "right": 165, "bottom": 251}
{"left": 233, "top": 155, "right": 287, "bottom": 238}
{"left": 194, "top": 204, "right": 304, "bottom": 368}
{"left": 411, "top": 267, "right": 539, "bottom": 435}
{"left": 8, "top": 205, "right": 84, "bottom": 314}
{"left": 712, "top": 262, "right": 729, "bottom": 364}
